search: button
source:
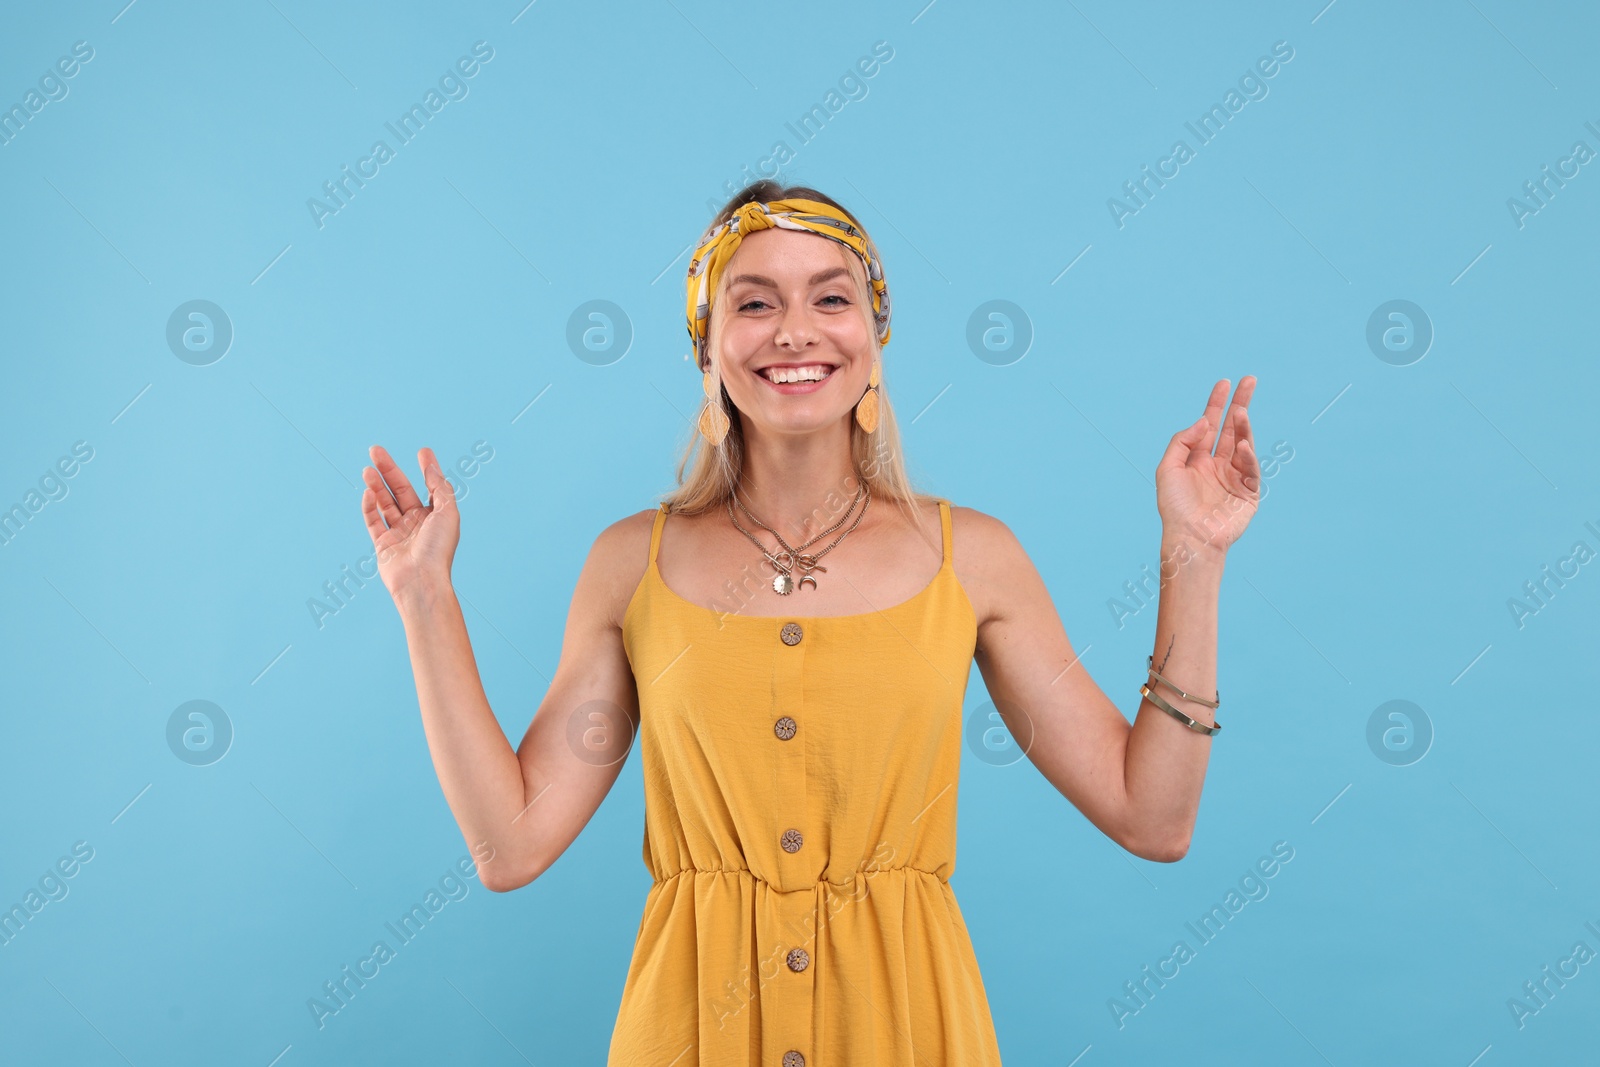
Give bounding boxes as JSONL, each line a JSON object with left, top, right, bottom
{"left": 782, "top": 1052, "right": 806, "bottom": 1067}
{"left": 773, "top": 716, "right": 796, "bottom": 740}
{"left": 780, "top": 828, "right": 803, "bottom": 853}
{"left": 786, "top": 947, "right": 809, "bottom": 972}
{"left": 780, "top": 622, "right": 803, "bottom": 646}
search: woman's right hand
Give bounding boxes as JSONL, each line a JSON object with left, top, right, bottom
{"left": 360, "top": 444, "right": 460, "bottom": 604}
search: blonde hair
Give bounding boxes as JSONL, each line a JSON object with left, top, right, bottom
{"left": 659, "top": 181, "right": 935, "bottom": 546}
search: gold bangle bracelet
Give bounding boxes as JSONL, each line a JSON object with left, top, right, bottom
{"left": 1140, "top": 682, "right": 1222, "bottom": 735}
{"left": 1146, "top": 655, "right": 1219, "bottom": 708}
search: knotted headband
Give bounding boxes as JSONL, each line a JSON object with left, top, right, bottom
{"left": 684, "top": 197, "right": 891, "bottom": 372}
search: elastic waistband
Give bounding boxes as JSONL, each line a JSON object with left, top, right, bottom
{"left": 650, "top": 865, "right": 947, "bottom": 889}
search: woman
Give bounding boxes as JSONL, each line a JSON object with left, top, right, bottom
{"left": 359, "top": 181, "right": 1261, "bottom": 1065}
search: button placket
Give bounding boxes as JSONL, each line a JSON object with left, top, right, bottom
{"left": 767, "top": 618, "right": 812, "bottom": 1063}
{"left": 776, "top": 626, "right": 806, "bottom": 867}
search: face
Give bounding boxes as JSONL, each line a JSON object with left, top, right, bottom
{"left": 710, "top": 227, "right": 876, "bottom": 438}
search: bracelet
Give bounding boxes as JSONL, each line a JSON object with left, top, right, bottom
{"left": 1139, "top": 682, "right": 1222, "bottom": 735}
{"left": 1146, "top": 655, "right": 1219, "bottom": 708}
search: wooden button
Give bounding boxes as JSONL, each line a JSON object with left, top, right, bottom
{"left": 780, "top": 828, "right": 803, "bottom": 853}
{"left": 774, "top": 716, "right": 797, "bottom": 740}
{"left": 782, "top": 1052, "right": 806, "bottom": 1067}
{"left": 780, "top": 622, "right": 803, "bottom": 645}
{"left": 786, "top": 947, "right": 809, "bottom": 972}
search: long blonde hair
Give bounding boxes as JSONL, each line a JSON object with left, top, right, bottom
{"left": 660, "top": 181, "right": 935, "bottom": 546}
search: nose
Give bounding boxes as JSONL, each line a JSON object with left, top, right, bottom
{"left": 772, "top": 300, "right": 820, "bottom": 351}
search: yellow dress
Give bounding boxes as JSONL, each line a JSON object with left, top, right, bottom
{"left": 609, "top": 497, "right": 1004, "bottom": 1065}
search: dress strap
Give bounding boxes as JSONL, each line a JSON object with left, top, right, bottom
{"left": 648, "top": 503, "right": 669, "bottom": 564}
{"left": 938, "top": 498, "right": 952, "bottom": 570}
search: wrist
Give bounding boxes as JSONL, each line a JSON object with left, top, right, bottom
{"left": 1159, "top": 509, "right": 1238, "bottom": 562}
{"left": 1158, "top": 533, "right": 1227, "bottom": 579}
{"left": 394, "top": 572, "right": 458, "bottom": 619}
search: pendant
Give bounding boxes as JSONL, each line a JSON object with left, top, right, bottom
{"left": 799, "top": 574, "right": 818, "bottom": 591}
{"left": 773, "top": 572, "right": 794, "bottom": 595}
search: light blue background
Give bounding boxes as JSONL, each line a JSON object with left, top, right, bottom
{"left": 2, "top": 1, "right": 1597, "bottom": 1064}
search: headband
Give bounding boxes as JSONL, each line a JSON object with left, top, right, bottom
{"left": 684, "top": 197, "right": 891, "bottom": 372}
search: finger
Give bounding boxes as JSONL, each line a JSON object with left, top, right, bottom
{"left": 1215, "top": 404, "right": 1247, "bottom": 464}
{"left": 361, "top": 485, "right": 391, "bottom": 541}
{"left": 364, "top": 446, "right": 405, "bottom": 516}
{"left": 1231, "top": 382, "right": 1261, "bottom": 465}
{"left": 1194, "top": 378, "right": 1229, "bottom": 454}
{"left": 1238, "top": 400, "right": 1260, "bottom": 473}
{"left": 1157, "top": 412, "right": 1213, "bottom": 474}
{"left": 1234, "top": 434, "right": 1261, "bottom": 495}
{"left": 1214, "top": 376, "right": 1256, "bottom": 461}
{"left": 363, "top": 464, "right": 403, "bottom": 528}
{"left": 419, "top": 448, "right": 456, "bottom": 511}
{"left": 369, "top": 444, "right": 427, "bottom": 515}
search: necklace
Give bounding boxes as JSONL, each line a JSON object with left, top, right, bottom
{"left": 730, "top": 485, "right": 869, "bottom": 595}
{"left": 740, "top": 488, "right": 861, "bottom": 588}
{"left": 726, "top": 483, "right": 872, "bottom": 595}
{"left": 730, "top": 483, "right": 860, "bottom": 555}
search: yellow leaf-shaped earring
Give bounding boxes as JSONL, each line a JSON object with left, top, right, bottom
{"left": 699, "top": 369, "right": 730, "bottom": 447}
{"left": 854, "top": 358, "right": 882, "bottom": 434}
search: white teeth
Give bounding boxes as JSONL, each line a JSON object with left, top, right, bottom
{"left": 762, "top": 365, "right": 833, "bottom": 384}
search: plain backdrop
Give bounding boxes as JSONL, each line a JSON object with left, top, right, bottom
{"left": 1, "top": 1, "right": 1597, "bottom": 1064}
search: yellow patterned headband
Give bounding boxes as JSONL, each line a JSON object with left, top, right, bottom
{"left": 685, "top": 197, "right": 891, "bottom": 372}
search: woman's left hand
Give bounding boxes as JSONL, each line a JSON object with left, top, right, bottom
{"left": 1155, "top": 376, "right": 1262, "bottom": 556}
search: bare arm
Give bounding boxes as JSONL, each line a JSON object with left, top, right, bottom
{"left": 362, "top": 444, "right": 648, "bottom": 892}
{"left": 962, "top": 377, "right": 1259, "bottom": 862}
{"left": 963, "top": 515, "right": 1225, "bottom": 862}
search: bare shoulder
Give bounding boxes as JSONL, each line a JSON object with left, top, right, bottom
{"left": 948, "top": 503, "right": 1035, "bottom": 630}
{"left": 584, "top": 507, "right": 660, "bottom": 629}
{"left": 948, "top": 503, "right": 1026, "bottom": 576}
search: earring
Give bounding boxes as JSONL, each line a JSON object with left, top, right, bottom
{"left": 698, "top": 368, "right": 730, "bottom": 447}
{"left": 854, "top": 358, "right": 882, "bottom": 434}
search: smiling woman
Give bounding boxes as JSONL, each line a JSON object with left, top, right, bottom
{"left": 592, "top": 182, "right": 1014, "bottom": 1064}
{"left": 360, "top": 174, "right": 1263, "bottom": 1067}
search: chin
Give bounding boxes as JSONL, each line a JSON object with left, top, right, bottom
{"left": 749, "top": 404, "right": 851, "bottom": 434}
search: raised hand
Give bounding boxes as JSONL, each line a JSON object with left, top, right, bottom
{"left": 1154, "top": 376, "right": 1261, "bottom": 556}
{"left": 360, "top": 444, "right": 460, "bottom": 600}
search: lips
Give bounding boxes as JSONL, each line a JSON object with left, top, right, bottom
{"left": 758, "top": 367, "right": 844, "bottom": 399}
{"left": 757, "top": 363, "right": 837, "bottom": 384}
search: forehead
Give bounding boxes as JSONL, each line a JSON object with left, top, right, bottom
{"left": 723, "top": 227, "right": 860, "bottom": 281}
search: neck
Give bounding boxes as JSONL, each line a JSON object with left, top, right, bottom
{"left": 734, "top": 418, "right": 867, "bottom": 544}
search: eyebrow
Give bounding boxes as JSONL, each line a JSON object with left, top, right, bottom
{"left": 726, "top": 266, "right": 852, "bottom": 289}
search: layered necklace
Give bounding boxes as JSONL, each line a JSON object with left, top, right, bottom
{"left": 726, "top": 482, "right": 872, "bottom": 595}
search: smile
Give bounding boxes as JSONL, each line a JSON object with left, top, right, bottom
{"left": 758, "top": 363, "right": 837, "bottom": 386}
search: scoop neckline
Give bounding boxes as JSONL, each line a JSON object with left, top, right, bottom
{"left": 643, "top": 553, "right": 952, "bottom": 624}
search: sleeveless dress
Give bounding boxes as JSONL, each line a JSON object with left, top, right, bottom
{"left": 609, "top": 497, "right": 1004, "bottom": 1066}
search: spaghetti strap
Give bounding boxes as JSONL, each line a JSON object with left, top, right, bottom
{"left": 938, "top": 498, "right": 952, "bottom": 570}
{"left": 648, "top": 503, "right": 668, "bottom": 564}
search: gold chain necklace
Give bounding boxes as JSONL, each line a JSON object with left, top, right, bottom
{"left": 726, "top": 483, "right": 871, "bottom": 595}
